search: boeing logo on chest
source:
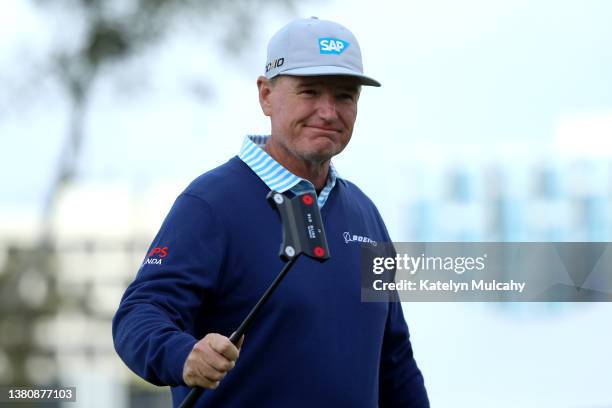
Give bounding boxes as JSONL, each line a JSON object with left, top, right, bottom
{"left": 343, "top": 231, "right": 377, "bottom": 246}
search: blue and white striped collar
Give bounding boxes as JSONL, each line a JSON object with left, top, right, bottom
{"left": 238, "top": 135, "right": 339, "bottom": 208}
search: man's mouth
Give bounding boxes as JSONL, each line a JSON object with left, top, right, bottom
{"left": 305, "top": 125, "right": 341, "bottom": 133}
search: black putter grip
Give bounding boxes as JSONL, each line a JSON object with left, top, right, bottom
{"left": 179, "top": 330, "right": 243, "bottom": 408}
{"left": 178, "top": 257, "right": 299, "bottom": 408}
{"left": 178, "top": 336, "right": 239, "bottom": 408}
{"left": 179, "top": 387, "right": 203, "bottom": 408}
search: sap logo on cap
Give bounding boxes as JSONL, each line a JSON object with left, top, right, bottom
{"left": 319, "top": 38, "right": 349, "bottom": 54}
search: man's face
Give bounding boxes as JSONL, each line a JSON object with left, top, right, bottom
{"left": 258, "top": 75, "right": 361, "bottom": 163}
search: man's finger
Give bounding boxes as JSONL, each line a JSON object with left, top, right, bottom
{"left": 210, "top": 334, "right": 240, "bottom": 361}
{"left": 201, "top": 359, "right": 229, "bottom": 382}
{"left": 184, "top": 357, "right": 222, "bottom": 389}
{"left": 205, "top": 349, "right": 235, "bottom": 372}
{"left": 195, "top": 375, "right": 221, "bottom": 390}
{"left": 229, "top": 332, "right": 245, "bottom": 351}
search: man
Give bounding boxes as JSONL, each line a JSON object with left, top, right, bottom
{"left": 113, "top": 17, "right": 429, "bottom": 407}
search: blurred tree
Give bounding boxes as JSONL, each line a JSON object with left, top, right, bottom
{"left": 0, "top": 0, "right": 302, "bottom": 395}
{"left": 0, "top": 245, "right": 60, "bottom": 387}
{"left": 35, "top": 0, "right": 299, "bottom": 242}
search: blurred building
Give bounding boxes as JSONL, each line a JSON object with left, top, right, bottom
{"left": 402, "top": 159, "right": 611, "bottom": 242}
{"left": 1, "top": 155, "right": 611, "bottom": 407}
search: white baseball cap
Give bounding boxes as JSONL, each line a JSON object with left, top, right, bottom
{"left": 264, "top": 17, "right": 381, "bottom": 87}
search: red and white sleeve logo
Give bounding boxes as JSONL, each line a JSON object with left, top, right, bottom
{"left": 143, "top": 246, "right": 169, "bottom": 265}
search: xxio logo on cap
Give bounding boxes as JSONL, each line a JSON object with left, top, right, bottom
{"left": 266, "top": 57, "right": 284, "bottom": 73}
{"left": 319, "top": 38, "right": 349, "bottom": 54}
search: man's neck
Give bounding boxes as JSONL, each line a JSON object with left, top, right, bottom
{"left": 264, "top": 139, "right": 329, "bottom": 190}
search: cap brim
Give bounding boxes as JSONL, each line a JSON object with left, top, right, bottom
{"left": 273, "top": 65, "right": 381, "bottom": 87}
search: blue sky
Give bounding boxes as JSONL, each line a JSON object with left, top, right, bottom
{"left": 1, "top": 0, "right": 611, "bottom": 216}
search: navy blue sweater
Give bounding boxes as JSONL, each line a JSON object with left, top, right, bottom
{"left": 112, "top": 157, "right": 428, "bottom": 407}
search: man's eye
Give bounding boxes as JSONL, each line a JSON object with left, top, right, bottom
{"left": 338, "top": 93, "right": 355, "bottom": 101}
{"left": 300, "top": 89, "right": 317, "bottom": 95}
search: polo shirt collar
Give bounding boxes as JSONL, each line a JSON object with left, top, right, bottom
{"left": 238, "top": 135, "right": 339, "bottom": 208}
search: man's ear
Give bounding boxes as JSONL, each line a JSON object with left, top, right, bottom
{"left": 257, "top": 76, "right": 273, "bottom": 117}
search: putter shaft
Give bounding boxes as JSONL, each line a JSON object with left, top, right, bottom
{"left": 178, "top": 255, "right": 300, "bottom": 408}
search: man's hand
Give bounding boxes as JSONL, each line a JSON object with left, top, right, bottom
{"left": 183, "top": 333, "right": 244, "bottom": 389}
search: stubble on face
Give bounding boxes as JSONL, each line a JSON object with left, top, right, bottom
{"left": 262, "top": 75, "right": 361, "bottom": 178}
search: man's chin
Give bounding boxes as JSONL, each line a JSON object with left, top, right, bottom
{"left": 299, "top": 147, "right": 341, "bottom": 163}
{"left": 301, "top": 153, "right": 333, "bottom": 163}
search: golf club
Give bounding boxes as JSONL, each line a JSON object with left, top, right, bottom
{"left": 178, "top": 190, "right": 330, "bottom": 408}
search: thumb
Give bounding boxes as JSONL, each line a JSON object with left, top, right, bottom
{"left": 230, "top": 332, "right": 245, "bottom": 350}
{"left": 236, "top": 335, "right": 245, "bottom": 350}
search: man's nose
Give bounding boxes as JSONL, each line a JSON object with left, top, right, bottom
{"left": 316, "top": 92, "right": 338, "bottom": 120}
